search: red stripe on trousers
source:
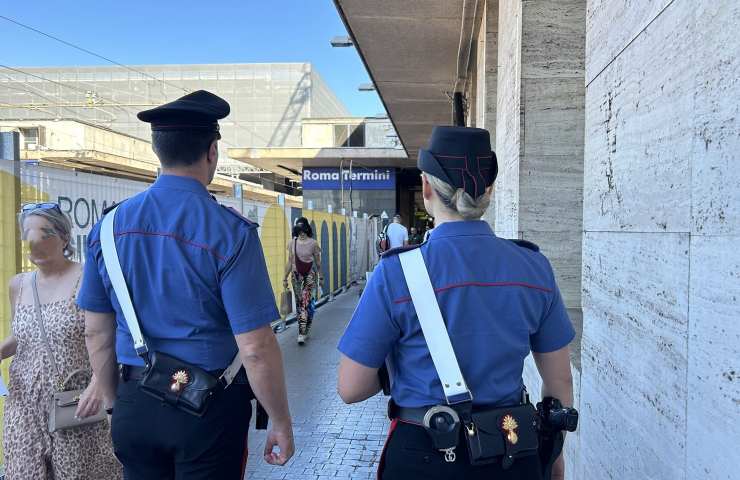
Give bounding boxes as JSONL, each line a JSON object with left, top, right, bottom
{"left": 377, "top": 419, "right": 399, "bottom": 480}
{"left": 240, "top": 432, "right": 249, "bottom": 478}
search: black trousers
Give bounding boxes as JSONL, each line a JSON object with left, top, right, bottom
{"left": 380, "top": 420, "right": 542, "bottom": 480}
{"left": 111, "top": 378, "right": 253, "bottom": 480}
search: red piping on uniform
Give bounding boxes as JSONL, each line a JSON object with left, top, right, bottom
{"left": 90, "top": 231, "right": 227, "bottom": 261}
{"left": 393, "top": 281, "right": 552, "bottom": 304}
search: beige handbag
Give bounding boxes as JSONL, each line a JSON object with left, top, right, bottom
{"left": 48, "top": 370, "right": 106, "bottom": 433}
{"left": 280, "top": 289, "right": 293, "bottom": 316}
{"left": 31, "top": 271, "right": 106, "bottom": 433}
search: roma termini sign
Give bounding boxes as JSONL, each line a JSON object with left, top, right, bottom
{"left": 302, "top": 167, "right": 396, "bottom": 190}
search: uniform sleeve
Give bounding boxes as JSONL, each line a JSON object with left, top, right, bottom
{"left": 403, "top": 227, "right": 409, "bottom": 242}
{"left": 220, "top": 225, "right": 279, "bottom": 335}
{"left": 529, "top": 265, "right": 575, "bottom": 353}
{"left": 76, "top": 226, "right": 114, "bottom": 313}
{"left": 337, "top": 261, "right": 400, "bottom": 368}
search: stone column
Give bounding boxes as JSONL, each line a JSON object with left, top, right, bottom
{"left": 475, "top": 0, "right": 498, "bottom": 138}
{"left": 473, "top": 0, "right": 499, "bottom": 227}
{"left": 490, "top": 0, "right": 586, "bottom": 311}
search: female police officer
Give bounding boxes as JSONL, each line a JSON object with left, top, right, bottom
{"left": 337, "top": 126, "right": 575, "bottom": 480}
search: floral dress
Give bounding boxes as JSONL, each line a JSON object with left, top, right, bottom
{"left": 3, "top": 272, "right": 122, "bottom": 479}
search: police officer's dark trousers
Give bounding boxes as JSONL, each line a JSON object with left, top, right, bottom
{"left": 111, "top": 375, "right": 253, "bottom": 480}
{"left": 380, "top": 421, "right": 543, "bottom": 480}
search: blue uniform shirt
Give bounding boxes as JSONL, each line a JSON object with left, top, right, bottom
{"left": 338, "top": 220, "right": 574, "bottom": 408}
{"left": 77, "top": 175, "right": 279, "bottom": 371}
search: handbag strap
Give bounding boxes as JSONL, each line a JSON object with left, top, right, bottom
{"left": 60, "top": 368, "right": 91, "bottom": 390}
{"left": 398, "top": 248, "right": 473, "bottom": 404}
{"left": 100, "top": 205, "right": 242, "bottom": 387}
{"left": 31, "top": 271, "right": 62, "bottom": 382}
{"left": 101, "top": 206, "right": 148, "bottom": 357}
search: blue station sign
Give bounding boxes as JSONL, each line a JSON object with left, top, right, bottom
{"left": 302, "top": 167, "right": 396, "bottom": 190}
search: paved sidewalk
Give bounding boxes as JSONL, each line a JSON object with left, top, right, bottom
{"left": 245, "top": 286, "right": 388, "bottom": 479}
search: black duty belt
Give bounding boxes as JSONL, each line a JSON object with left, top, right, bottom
{"left": 391, "top": 405, "right": 438, "bottom": 425}
{"left": 388, "top": 399, "right": 541, "bottom": 468}
{"left": 389, "top": 402, "right": 505, "bottom": 425}
{"left": 119, "top": 364, "right": 227, "bottom": 382}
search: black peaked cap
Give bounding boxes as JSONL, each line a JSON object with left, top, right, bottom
{"left": 418, "top": 126, "right": 498, "bottom": 199}
{"left": 137, "top": 90, "right": 230, "bottom": 133}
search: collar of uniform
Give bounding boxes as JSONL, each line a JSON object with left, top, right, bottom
{"left": 428, "top": 220, "right": 494, "bottom": 240}
{"left": 151, "top": 174, "right": 211, "bottom": 197}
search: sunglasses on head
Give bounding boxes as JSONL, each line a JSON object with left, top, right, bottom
{"left": 21, "top": 202, "right": 61, "bottom": 213}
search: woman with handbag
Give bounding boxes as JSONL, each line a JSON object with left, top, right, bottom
{"left": 337, "top": 127, "right": 576, "bottom": 480}
{"left": 283, "top": 217, "right": 322, "bottom": 345}
{"left": 0, "top": 203, "right": 122, "bottom": 479}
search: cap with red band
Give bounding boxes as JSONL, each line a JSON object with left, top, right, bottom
{"left": 418, "top": 126, "right": 498, "bottom": 199}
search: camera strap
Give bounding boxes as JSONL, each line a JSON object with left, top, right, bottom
{"left": 101, "top": 206, "right": 242, "bottom": 386}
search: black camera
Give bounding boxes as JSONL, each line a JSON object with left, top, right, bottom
{"left": 537, "top": 397, "right": 578, "bottom": 433}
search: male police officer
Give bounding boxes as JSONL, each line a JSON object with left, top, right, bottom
{"left": 76, "top": 90, "right": 294, "bottom": 479}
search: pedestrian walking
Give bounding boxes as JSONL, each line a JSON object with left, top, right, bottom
{"left": 76, "top": 90, "right": 294, "bottom": 479}
{"left": 337, "top": 127, "right": 576, "bottom": 480}
{"left": 422, "top": 219, "right": 435, "bottom": 243}
{"left": 1, "top": 203, "right": 121, "bottom": 479}
{"left": 408, "top": 227, "right": 423, "bottom": 245}
{"left": 283, "top": 217, "right": 323, "bottom": 345}
{"left": 386, "top": 214, "right": 409, "bottom": 249}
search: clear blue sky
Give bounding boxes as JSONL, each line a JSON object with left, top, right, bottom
{"left": 0, "top": 0, "right": 385, "bottom": 116}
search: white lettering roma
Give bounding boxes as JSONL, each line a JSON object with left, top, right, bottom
{"left": 303, "top": 168, "right": 392, "bottom": 183}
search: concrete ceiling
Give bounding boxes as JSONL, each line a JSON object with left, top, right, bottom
{"left": 334, "top": 0, "right": 468, "bottom": 160}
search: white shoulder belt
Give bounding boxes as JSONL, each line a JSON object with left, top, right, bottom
{"left": 398, "top": 248, "right": 472, "bottom": 404}
{"left": 100, "top": 206, "right": 242, "bottom": 385}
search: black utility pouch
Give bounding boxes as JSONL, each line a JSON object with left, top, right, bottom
{"left": 463, "top": 403, "right": 540, "bottom": 468}
{"left": 139, "top": 351, "right": 220, "bottom": 417}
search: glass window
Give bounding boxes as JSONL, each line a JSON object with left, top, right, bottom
{"left": 334, "top": 124, "right": 349, "bottom": 147}
{"left": 349, "top": 123, "right": 365, "bottom": 147}
{"left": 19, "top": 127, "right": 40, "bottom": 149}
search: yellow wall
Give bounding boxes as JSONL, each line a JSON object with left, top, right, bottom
{"left": 260, "top": 204, "right": 291, "bottom": 306}
{"left": 0, "top": 169, "right": 19, "bottom": 463}
{"left": 259, "top": 206, "right": 351, "bottom": 304}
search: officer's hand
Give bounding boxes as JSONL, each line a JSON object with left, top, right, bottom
{"left": 263, "top": 424, "right": 295, "bottom": 466}
{"left": 552, "top": 454, "right": 565, "bottom": 480}
{"left": 75, "top": 378, "right": 111, "bottom": 419}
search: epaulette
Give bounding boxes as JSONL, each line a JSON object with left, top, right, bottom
{"left": 102, "top": 199, "right": 126, "bottom": 215}
{"left": 381, "top": 243, "right": 423, "bottom": 259}
{"left": 221, "top": 204, "right": 259, "bottom": 227}
{"left": 509, "top": 239, "right": 540, "bottom": 252}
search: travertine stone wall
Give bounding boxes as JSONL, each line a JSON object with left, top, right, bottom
{"left": 489, "top": 0, "right": 586, "bottom": 310}
{"left": 582, "top": 1, "right": 739, "bottom": 478}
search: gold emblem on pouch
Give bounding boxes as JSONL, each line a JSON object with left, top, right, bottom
{"left": 170, "top": 370, "right": 190, "bottom": 393}
{"left": 501, "top": 414, "right": 519, "bottom": 445}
